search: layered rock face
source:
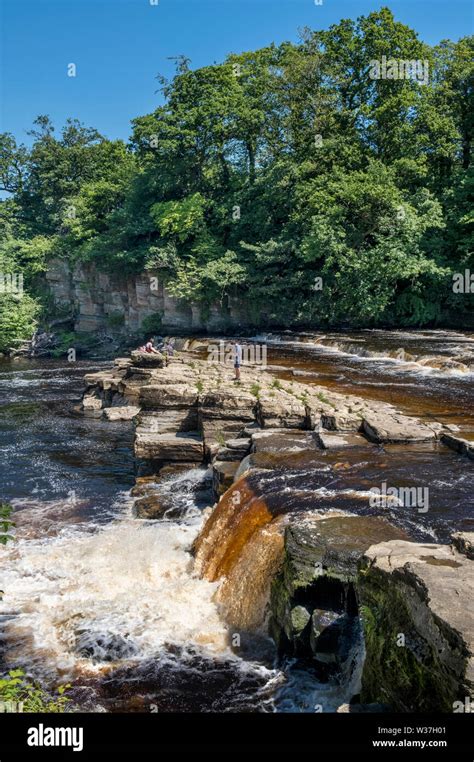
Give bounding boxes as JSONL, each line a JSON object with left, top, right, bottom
{"left": 45, "top": 259, "right": 249, "bottom": 333}
{"left": 359, "top": 537, "right": 474, "bottom": 712}
{"left": 81, "top": 346, "right": 474, "bottom": 711}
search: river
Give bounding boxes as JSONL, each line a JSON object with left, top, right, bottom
{"left": 0, "top": 328, "right": 472, "bottom": 712}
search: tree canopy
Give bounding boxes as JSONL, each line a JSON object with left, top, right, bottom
{"left": 1, "top": 8, "right": 472, "bottom": 347}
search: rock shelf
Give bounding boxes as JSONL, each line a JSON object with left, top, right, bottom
{"left": 81, "top": 348, "right": 474, "bottom": 712}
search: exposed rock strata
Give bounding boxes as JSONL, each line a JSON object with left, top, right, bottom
{"left": 81, "top": 348, "right": 474, "bottom": 711}
{"left": 359, "top": 536, "right": 474, "bottom": 711}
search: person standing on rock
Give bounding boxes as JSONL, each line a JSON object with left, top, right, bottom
{"left": 232, "top": 340, "right": 242, "bottom": 381}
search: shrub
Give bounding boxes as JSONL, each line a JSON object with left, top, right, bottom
{"left": 0, "top": 294, "right": 39, "bottom": 354}
{"left": 0, "top": 670, "right": 74, "bottom": 713}
{"left": 141, "top": 312, "right": 163, "bottom": 336}
{"left": 106, "top": 312, "right": 125, "bottom": 329}
{"left": 0, "top": 502, "right": 14, "bottom": 545}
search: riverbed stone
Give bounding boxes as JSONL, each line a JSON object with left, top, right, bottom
{"left": 315, "top": 430, "right": 373, "bottom": 450}
{"left": 140, "top": 384, "right": 199, "bottom": 409}
{"left": 130, "top": 350, "right": 165, "bottom": 368}
{"left": 452, "top": 532, "right": 474, "bottom": 560}
{"left": 362, "top": 411, "right": 436, "bottom": 444}
{"left": 441, "top": 433, "right": 474, "bottom": 459}
{"left": 104, "top": 406, "right": 140, "bottom": 421}
{"left": 135, "top": 431, "right": 204, "bottom": 461}
{"left": 212, "top": 460, "right": 241, "bottom": 496}
{"left": 359, "top": 539, "right": 474, "bottom": 711}
{"left": 257, "top": 394, "right": 308, "bottom": 428}
{"left": 269, "top": 514, "right": 408, "bottom": 660}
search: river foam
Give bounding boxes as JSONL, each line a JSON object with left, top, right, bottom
{"left": 0, "top": 513, "right": 230, "bottom": 680}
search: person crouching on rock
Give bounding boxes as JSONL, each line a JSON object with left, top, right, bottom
{"left": 145, "top": 338, "right": 161, "bottom": 355}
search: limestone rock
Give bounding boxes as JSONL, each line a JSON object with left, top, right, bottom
{"left": 441, "top": 433, "right": 474, "bottom": 460}
{"left": 82, "top": 393, "right": 103, "bottom": 414}
{"left": 130, "top": 350, "right": 165, "bottom": 368}
{"left": 270, "top": 515, "right": 407, "bottom": 661}
{"left": 321, "top": 410, "right": 363, "bottom": 432}
{"left": 257, "top": 394, "right": 308, "bottom": 429}
{"left": 135, "top": 431, "right": 203, "bottom": 462}
{"left": 452, "top": 532, "right": 474, "bottom": 560}
{"left": 215, "top": 438, "right": 251, "bottom": 462}
{"left": 140, "top": 384, "right": 199, "bottom": 410}
{"left": 136, "top": 409, "right": 198, "bottom": 437}
{"left": 283, "top": 515, "right": 408, "bottom": 587}
{"left": 362, "top": 411, "right": 436, "bottom": 444}
{"left": 359, "top": 539, "right": 474, "bottom": 711}
{"left": 104, "top": 406, "right": 140, "bottom": 421}
{"left": 251, "top": 430, "right": 315, "bottom": 453}
{"left": 315, "top": 431, "right": 373, "bottom": 450}
{"left": 212, "top": 460, "right": 241, "bottom": 496}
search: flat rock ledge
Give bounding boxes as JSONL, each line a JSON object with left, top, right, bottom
{"left": 80, "top": 350, "right": 457, "bottom": 464}
{"left": 80, "top": 349, "right": 474, "bottom": 711}
{"left": 359, "top": 535, "right": 474, "bottom": 712}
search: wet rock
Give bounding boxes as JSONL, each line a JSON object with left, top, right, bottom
{"left": 130, "top": 350, "right": 165, "bottom": 368}
{"left": 215, "top": 438, "right": 251, "bottom": 462}
{"left": 362, "top": 411, "right": 436, "bottom": 444}
{"left": 133, "top": 489, "right": 195, "bottom": 520}
{"left": 103, "top": 406, "right": 140, "bottom": 421}
{"left": 75, "top": 630, "right": 137, "bottom": 662}
{"left": 257, "top": 394, "right": 308, "bottom": 428}
{"left": 315, "top": 431, "right": 373, "bottom": 450}
{"left": 452, "top": 532, "right": 474, "bottom": 560}
{"left": 310, "top": 611, "right": 359, "bottom": 668}
{"left": 134, "top": 493, "right": 169, "bottom": 519}
{"left": 82, "top": 392, "right": 104, "bottom": 417}
{"left": 359, "top": 539, "right": 474, "bottom": 711}
{"left": 441, "top": 433, "right": 474, "bottom": 460}
{"left": 292, "top": 604, "right": 312, "bottom": 635}
{"left": 82, "top": 393, "right": 103, "bottom": 411}
{"left": 135, "top": 431, "right": 204, "bottom": 461}
{"left": 418, "top": 356, "right": 469, "bottom": 373}
{"left": 284, "top": 515, "right": 409, "bottom": 586}
{"left": 233, "top": 454, "right": 272, "bottom": 480}
{"left": 270, "top": 515, "right": 408, "bottom": 660}
{"left": 251, "top": 430, "right": 314, "bottom": 453}
{"left": 212, "top": 460, "right": 241, "bottom": 496}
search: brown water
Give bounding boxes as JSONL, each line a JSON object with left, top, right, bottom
{"left": 0, "top": 330, "right": 472, "bottom": 714}
{"left": 259, "top": 329, "right": 474, "bottom": 438}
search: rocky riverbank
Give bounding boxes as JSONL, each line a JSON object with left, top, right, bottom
{"left": 80, "top": 346, "right": 474, "bottom": 712}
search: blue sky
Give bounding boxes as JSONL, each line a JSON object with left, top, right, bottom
{"left": 1, "top": 0, "right": 472, "bottom": 146}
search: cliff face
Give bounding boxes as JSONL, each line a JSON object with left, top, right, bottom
{"left": 45, "top": 259, "right": 248, "bottom": 334}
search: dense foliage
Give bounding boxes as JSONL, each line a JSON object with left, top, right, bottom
{"left": 0, "top": 670, "right": 74, "bottom": 712}
{"left": 0, "top": 8, "right": 472, "bottom": 345}
{"left": 0, "top": 502, "right": 14, "bottom": 545}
